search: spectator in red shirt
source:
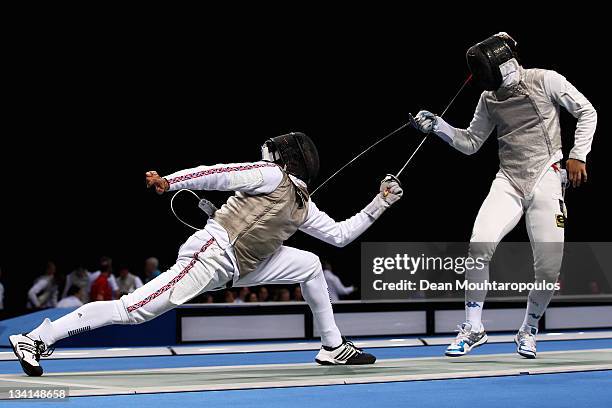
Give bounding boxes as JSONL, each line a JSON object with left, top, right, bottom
{"left": 90, "top": 272, "right": 113, "bottom": 301}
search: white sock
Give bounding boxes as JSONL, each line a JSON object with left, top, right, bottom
{"left": 464, "top": 261, "right": 489, "bottom": 332}
{"left": 28, "top": 300, "right": 126, "bottom": 347}
{"left": 521, "top": 288, "right": 555, "bottom": 331}
{"left": 301, "top": 272, "right": 342, "bottom": 348}
{"left": 466, "top": 302, "right": 484, "bottom": 332}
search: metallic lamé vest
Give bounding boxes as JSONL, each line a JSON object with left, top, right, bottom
{"left": 213, "top": 171, "right": 309, "bottom": 276}
{"left": 483, "top": 68, "right": 562, "bottom": 196}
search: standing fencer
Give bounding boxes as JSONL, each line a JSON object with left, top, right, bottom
{"left": 11, "top": 132, "right": 403, "bottom": 376}
{"left": 413, "top": 33, "right": 596, "bottom": 358}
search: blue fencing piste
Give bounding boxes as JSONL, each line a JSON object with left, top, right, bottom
{"left": 0, "top": 308, "right": 177, "bottom": 347}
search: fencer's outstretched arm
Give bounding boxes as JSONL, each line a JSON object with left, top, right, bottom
{"left": 435, "top": 96, "right": 495, "bottom": 155}
{"left": 146, "top": 162, "right": 283, "bottom": 195}
{"left": 544, "top": 71, "right": 597, "bottom": 162}
{"left": 413, "top": 95, "right": 495, "bottom": 155}
{"left": 299, "top": 177, "right": 403, "bottom": 247}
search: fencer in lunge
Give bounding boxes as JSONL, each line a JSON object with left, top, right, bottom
{"left": 413, "top": 32, "right": 596, "bottom": 358}
{"left": 10, "top": 132, "right": 403, "bottom": 376}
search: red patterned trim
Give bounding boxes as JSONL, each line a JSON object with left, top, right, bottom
{"left": 126, "top": 238, "right": 216, "bottom": 313}
{"left": 167, "top": 163, "right": 277, "bottom": 185}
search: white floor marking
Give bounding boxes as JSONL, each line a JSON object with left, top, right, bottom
{"left": 0, "top": 376, "right": 118, "bottom": 390}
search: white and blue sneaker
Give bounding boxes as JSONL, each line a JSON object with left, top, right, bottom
{"left": 516, "top": 326, "right": 537, "bottom": 359}
{"left": 445, "top": 322, "right": 488, "bottom": 357}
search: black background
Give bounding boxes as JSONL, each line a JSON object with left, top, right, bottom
{"left": 1, "top": 15, "right": 609, "bottom": 315}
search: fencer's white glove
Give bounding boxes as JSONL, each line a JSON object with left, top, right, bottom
{"left": 364, "top": 175, "right": 403, "bottom": 219}
{"left": 413, "top": 110, "right": 438, "bottom": 134}
{"left": 379, "top": 174, "right": 403, "bottom": 206}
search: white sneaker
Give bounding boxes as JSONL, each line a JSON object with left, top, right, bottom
{"left": 516, "top": 326, "right": 537, "bottom": 359}
{"left": 315, "top": 338, "right": 376, "bottom": 365}
{"left": 445, "top": 322, "right": 488, "bottom": 357}
{"left": 9, "top": 333, "right": 53, "bottom": 376}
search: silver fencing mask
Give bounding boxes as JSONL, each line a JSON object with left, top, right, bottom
{"left": 261, "top": 132, "right": 320, "bottom": 187}
{"left": 466, "top": 32, "right": 518, "bottom": 91}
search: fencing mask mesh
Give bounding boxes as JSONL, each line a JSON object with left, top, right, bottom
{"left": 466, "top": 32, "right": 518, "bottom": 91}
{"left": 261, "top": 132, "right": 320, "bottom": 186}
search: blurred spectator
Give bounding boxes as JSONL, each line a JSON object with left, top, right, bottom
{"left": 322, "top": 260, "right": 355, "bottom": 302}
{"left": 258, "top": 286, "right": 269, "bottom": 302}
{"left": 116, "top": 266, "right": 143, "bottom": 296}
{"left": 235, "top": 287, "right": 250, "bottom": 303}
{"left": 90, "top": 267, "right": 114, "bottom": 301}
{"left": 62, "top": 266, "right": 92, "bottom": 302}
{"left": 278, "top": 288, "right": 291, "bottom": 302}
{"left": 56, "top": 286, "right": 84, "bottom": 308}
{"left": 246, "top": 292, "right": 258, "bottom": 302}
{"left": 90, "top": 256, "right": 119, "bottom": 298}
{"left": 204, "top": 294, "right": 214, "bottom": 303}
{"left": 589, "top": 281, "right": 601, "bottom": 295}
{"left": 27, "top": 261, "right": 59, "bottom": 309}
{"left": 144, "top": 257, "right": 161, "bottom": 283}
{"left": 293, "top": 286, "right": 303, "bottom": 301}
{"left": 224, "top": 290, "right": 235, "bottom": 303}
{"left": 0, "top": 267, "right": 4, "bottom": 312}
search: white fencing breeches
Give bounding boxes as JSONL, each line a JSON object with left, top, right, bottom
{"left": 469, "top": 166, "right": 565, "bottom": 261}
{"left": 235, "top": 246, "right": 343, "bottom": 348}
{"left": 465, "top": 166, "right": 565, "bottom": 329}
{"left": 30, "top": 233, "right": 342, "bottom": 348}
{"left": 121, "top": 232, "right": 234, "bottom": 324}
{"left": 30, "top": 231, "right": 235, "bottom": 346}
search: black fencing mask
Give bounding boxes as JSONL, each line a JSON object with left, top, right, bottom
{"left": 466, "top": 32, "right": 518, "bottom": 91}
{"left": 261, "top": 132, "right": 320, "bottom": 187}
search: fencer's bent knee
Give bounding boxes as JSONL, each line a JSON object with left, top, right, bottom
{"left": 302, "top": 252, "right": 323, "bottom": 282}
{"left": 468, "top": 240, "right": 496, "bottom": 262}
{"left": 469, "top": 223, "right": 503, "bottom": 261}
{"left": 534, "top": 264, "right": 561, "bottom": 282}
